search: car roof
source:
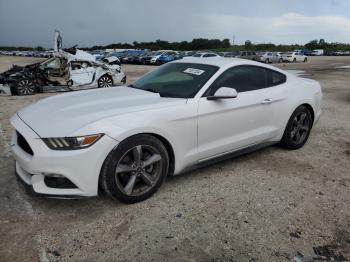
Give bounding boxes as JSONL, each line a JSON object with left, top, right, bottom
{"left": 174, "top": 57, "right": 259, "bottom": 68}
{"left": 172, "top": 57, "right": 290, "bottom": 75}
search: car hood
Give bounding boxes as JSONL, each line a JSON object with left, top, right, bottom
{"left": 17, "top": 87, "right": 186, "bottom": 137}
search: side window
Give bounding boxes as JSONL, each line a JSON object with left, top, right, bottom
{"left": 266, "top": 69, "right": 286, "bottom": 86}
{"left": 206, "top": 66, "right": 268, "bottom": 95}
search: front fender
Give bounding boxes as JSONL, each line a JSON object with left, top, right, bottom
{"left": 70, "top": 115, "right": 179, "bottom": 157}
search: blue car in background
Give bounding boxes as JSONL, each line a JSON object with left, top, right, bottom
{"left": 150, "top": 51, "right": 182, "bottom": 65}
{"left": 107, "top": 49, "right": 149, "bottom": 64}
{"left": 91, "top": 50, "right": 105, "bottom": 60}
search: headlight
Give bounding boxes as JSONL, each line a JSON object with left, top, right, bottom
{"left": 42, "top": 134, "right": 103, "bottom": 150}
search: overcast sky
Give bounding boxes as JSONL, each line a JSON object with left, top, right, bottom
{"left": 1, "top": 0, "right": 350, "bottom": 48}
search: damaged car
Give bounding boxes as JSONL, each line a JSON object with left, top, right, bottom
{"left": 0, "top": 51, "right": 126, "bottom": 95}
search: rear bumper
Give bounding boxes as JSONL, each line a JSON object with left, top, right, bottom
{"left": 10, "top": 113, "right": 119, "bottom": 197}
{"left": 282, "top": 57, "right": 294, "bottom": 62}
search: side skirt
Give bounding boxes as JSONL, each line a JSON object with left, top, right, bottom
{"left": 175, "top": 141, "right": 277, "bottom": 176}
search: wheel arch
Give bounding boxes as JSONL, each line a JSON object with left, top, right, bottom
{"left": 280, "top": 102, "right": 316, "bottom": 141}
{"left": 144, "top": 133, "right": 175, "bottom": 176}
{"left": 301, "top": 103, "right": 315, "bottom": 123}
{"left": 99, "top": 131, "right": 176, "bottom": 188}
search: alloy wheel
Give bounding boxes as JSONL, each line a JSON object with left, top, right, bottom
{"left": 17, "top": 80, "right": 35, "bottom": 95}
{"left": 98, "top": 76, "right": 113, "bottom": 87}
{"left": 290, "top": 112, "right": 310, "bottom": 144}
{"left": 115, "top": 145, "right": 163, "bottom": 196}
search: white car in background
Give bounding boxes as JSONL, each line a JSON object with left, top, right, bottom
{"left": 311, "top": 49, "right": 324, "bottom": 56}
{"left": 11, "top": 57, "right": 322, "bottom": 203}
{"left": 282, "top": 51, "right": 307, "bottom": 62}
{"left": 259, "top": 52, "right": 283, "bottom": 63}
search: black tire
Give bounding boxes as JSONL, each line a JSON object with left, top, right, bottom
{"left": 293, "top": 58, "right": 297, "bottom": 62}
{"left": 280, "top": 105, "right": 313, "bottom": 150}
{"left": 98, "top": 75, "right": 113, "bottom": 88}
{"left": 15, "top": 79, "right": 37, "bottom": 96}
{"left": 279, "top": 58, "right": 283, "bottom": 63}
{"left": 156, "top": 60, "right": 162, "bottom": 66}
{"left": 100, "top": 134, "right": 169, "bottom": 203}
{"left": 265, "top": 58, "right": 270, "bottom": 63}
{"left": 304, "top": 57, "right": 307, "bottom": 62}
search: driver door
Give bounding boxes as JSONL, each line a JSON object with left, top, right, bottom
{"left": 69, "top": 61, "right": 95, "bottom": 85}
{"left": 197, "top": 66, "right": 279, "bottom": 160}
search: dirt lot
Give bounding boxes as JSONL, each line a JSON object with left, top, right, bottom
{"left": 0, "top": 55, "right": 349, "bottom": 261}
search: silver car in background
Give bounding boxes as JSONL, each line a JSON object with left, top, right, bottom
{"left": 259, "top": 52, "right": 283, "bottom": 63}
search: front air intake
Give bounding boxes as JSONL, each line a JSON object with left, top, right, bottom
{"left": 17, "top": 131, "right": 34, "bottom": 156}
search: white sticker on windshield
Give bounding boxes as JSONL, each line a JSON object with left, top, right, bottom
{"left": 184, "top": 68, "right": 205, "bottom": 75}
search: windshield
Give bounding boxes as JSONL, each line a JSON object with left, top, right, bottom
{"left": 131, "top": 62, "right": 219, "bottom": 98}
{"left": 192, "top": 53, "right": 202, "bottom": 57}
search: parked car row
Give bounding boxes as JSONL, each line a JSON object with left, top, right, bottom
{"left": 104, "top": 49, "right": 311, "bottom": 65}
{"left": 329, "top": 50, "right": 350, "bottom": 56}
{"left": 0, "top": 50, "right": 54, "bottom": 58}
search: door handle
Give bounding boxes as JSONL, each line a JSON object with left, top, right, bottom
{"left": 261, "top": 98, "right": 273, "bottom": 104}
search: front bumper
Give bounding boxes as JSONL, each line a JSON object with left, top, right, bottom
{"left": 10, "top": 114, "right": 119, "bottom": 197}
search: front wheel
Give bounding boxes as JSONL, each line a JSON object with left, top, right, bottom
{"left": 279, "top": 58, "right": 283, "bottom": 63}
{"left": 280, "top": 105, "right": 313, "bottom": 150}
{"left": 100, "top": 134, "right": 169, "bottom": 203}
{"left": 304, "top": 57, "right": 308, "bottom": 62}
{"left": 265, "top": 58, "right": 270, "bottom": 63}
{"left": 98, "top": 75, "right": 113, "bottom": 88}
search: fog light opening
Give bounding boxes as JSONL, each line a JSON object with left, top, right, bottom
{"left": 43, "top": 176, "right": 77, "bottom": 189}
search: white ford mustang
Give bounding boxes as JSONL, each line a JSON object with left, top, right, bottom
{"left": 10, "top": 57, "right": 322, "bottom": 203}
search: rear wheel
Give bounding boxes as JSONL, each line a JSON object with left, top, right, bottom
{"left": 100, "top": 134, "right": 169, "bottom": 203}
{"left": 98, "top": 75, "right": 113, "bottom": 88}
{"left": 280, "top": 105, "right": 313, "bottom": 150}
{"left": 15, "top": 79, "right": 36, "bottom": 95}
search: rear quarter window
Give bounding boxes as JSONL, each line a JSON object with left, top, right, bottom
{"left": 265, "top": 69, "right": 286, "bottom": 86}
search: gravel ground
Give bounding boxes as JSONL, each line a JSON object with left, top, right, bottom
{"left": 0, "top": 56, "right": 349, "bottom": 262}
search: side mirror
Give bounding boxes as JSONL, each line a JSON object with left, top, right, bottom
{"left": 207, "top": 87, "right": 238, "bottom": 100}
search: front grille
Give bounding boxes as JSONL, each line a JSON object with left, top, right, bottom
{"left": 17, "top": 131, "right": 34, "bottom": 155}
